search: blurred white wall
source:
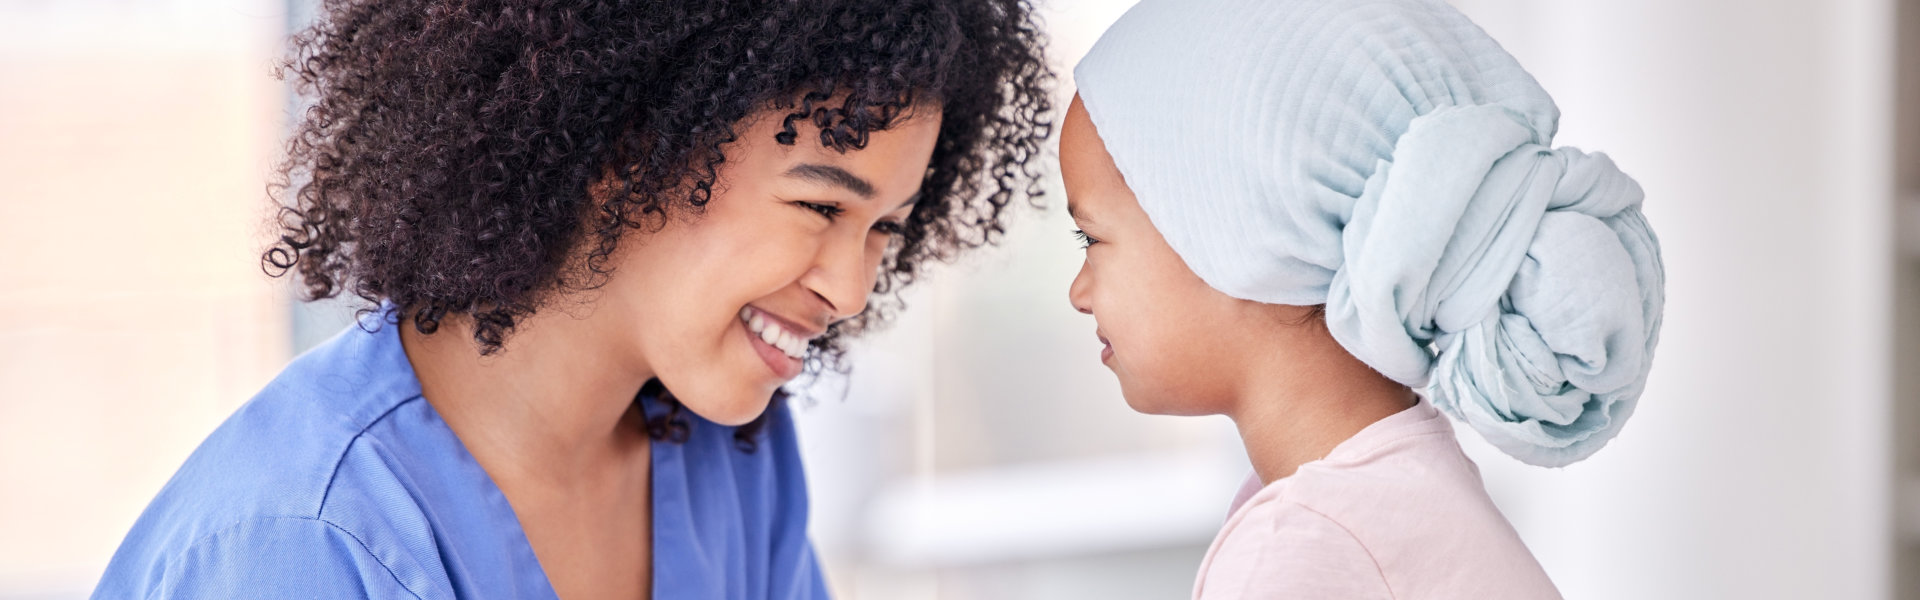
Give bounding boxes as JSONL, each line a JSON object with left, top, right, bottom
{"left": 1447, "top": 1, "right": 1896, "bottom": 598}
{"left": 0, "top": 1, "right": 290, "bottom": 597}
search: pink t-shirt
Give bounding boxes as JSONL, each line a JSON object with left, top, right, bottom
{"left": 1192, "top": 399, "right": 1562, "bottom": 599}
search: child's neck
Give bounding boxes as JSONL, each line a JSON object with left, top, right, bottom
{"left": 1227, "top": 347, "right": 1417, "bottom": 484}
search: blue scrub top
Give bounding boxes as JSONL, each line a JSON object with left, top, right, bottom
{"left": 92, "top": 309, "right": 831, "bottom": 599}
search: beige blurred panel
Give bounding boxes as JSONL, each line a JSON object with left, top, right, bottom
{"left": 0, "top": 45, "right": 289, "bottom": 593}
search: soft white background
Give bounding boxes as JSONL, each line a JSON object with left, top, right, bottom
{"left": 0, "top": 0, "right": 1909, "bottom": 598}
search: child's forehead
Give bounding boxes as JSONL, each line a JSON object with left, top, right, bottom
{"left": 1059, "top": 98, "right": 1134, "bottom": 209}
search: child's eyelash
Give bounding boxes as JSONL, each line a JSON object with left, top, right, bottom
{"left": 873, "top": 220, "right": 907, "bottom": 236}
{"left": 1072, "top": 228, "right": 1099, "bottom": 249}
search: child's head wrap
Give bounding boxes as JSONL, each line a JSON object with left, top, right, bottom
{"left": 1074, "top": 0, "right": 1665, "bottom": 467}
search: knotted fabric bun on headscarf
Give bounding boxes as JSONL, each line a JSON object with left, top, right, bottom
{"left": 1074, "top": 0, "right": 1665, "bottom": 467}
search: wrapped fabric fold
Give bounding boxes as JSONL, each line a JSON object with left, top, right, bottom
{"left": 1075, "top": 0, "right": 1665, "bottom": 466}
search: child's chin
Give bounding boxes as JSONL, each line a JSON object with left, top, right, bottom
{"left": 1118, "top": 387, "right": 1210, "bottom": 417}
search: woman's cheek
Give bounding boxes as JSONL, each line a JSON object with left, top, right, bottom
{"left": 728, "top": 224, "right": 811, "bottom": 276}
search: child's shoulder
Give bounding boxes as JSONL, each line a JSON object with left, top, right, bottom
{"left": 1282, "top": 399, "right": 1484, "bottom": 501}
{"left": 1216, "top": 402, "right": 1560, "bottom": 598}
{"left": 1197, "top": 495, "right": 1393, "bottom": 600}
{"left": 1275, "top": 401, "right": 1507, "bottom": 538}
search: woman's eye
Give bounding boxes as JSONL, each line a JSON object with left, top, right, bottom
{"left": 873, "top": 220, "right": 907, "bottom": 236}
{"left": 1072, "top": 228, "right": 1100, "bottom": 249}
{"left": 796, "top": 201, "right": 843, "bottom": 220}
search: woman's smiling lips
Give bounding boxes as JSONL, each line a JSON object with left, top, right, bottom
{"left": 740, "top": 306, "right": 820, "bottom": 380}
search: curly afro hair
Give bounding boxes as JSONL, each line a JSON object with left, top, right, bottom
{"left": 264, "top": 0, "right": 1054, "bottom": 442}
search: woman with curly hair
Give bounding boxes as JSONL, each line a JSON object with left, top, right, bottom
{"left": 92, "top": 0, "right": 1051, "bottom": 598}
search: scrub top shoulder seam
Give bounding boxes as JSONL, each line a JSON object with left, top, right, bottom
{"left": 314, "top": 393, "right": 428, "bottom": 519}
{"left": 160, "top": 515, "right": 427, "bottom": 600}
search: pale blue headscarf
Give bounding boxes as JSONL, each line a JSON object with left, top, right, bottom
{"left": 1074, "top": 0, "right": 1664, "bottom": 467}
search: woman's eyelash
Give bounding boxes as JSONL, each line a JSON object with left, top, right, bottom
{"left": 798, "top": 200, "right": 906, "bottom": 236}
{"left": 797, "top": 201, "right": 844, "bottom": 219}
{"left": 1072, "top": 228, "right": 1099, "bottom": 249}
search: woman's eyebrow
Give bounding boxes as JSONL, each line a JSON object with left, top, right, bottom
{"left": 890, "top": 193, "right": 921, "bottom": 214}
{"left": 784, "top": 163, "right": 875, "bottom": 199}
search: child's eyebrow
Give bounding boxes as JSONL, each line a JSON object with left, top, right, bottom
{"left": 1066, "top": 201, "right": 1094, "bottom": 223}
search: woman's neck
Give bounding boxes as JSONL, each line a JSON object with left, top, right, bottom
{"left": 1225, "top": 325, "right": 1417, "bottom": 485}
{"left": 399, "top": 307, "right": 656, "bottom": 484}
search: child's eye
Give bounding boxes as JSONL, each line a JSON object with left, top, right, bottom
{"left": 1072, "top": 228, "right": 1100, "bottom": 249}
{"left": 873, "top": 220, "right": 908, "bottom": 236}
{"left": 796, "top": 201, "right": 844, "bottom": 220}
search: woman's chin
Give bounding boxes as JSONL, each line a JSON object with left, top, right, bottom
{"left": 675, "top": 386, "right": 778, "bottom": 426}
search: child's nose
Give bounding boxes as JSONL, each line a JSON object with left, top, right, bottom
{"left": 1068, "top": 259, "right": 1094, "bottom": 315}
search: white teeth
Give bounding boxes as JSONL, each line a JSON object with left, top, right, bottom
{"left": 741, "top": 307, "right": 808, "bottom": 360}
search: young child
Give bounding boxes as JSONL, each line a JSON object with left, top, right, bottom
{"left": 1062, "top": 0, "right": 1664, "bottom": 597}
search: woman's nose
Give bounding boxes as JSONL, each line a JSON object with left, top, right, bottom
{"left": 802, "top": 231, "right": 877, "bottom": 320}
